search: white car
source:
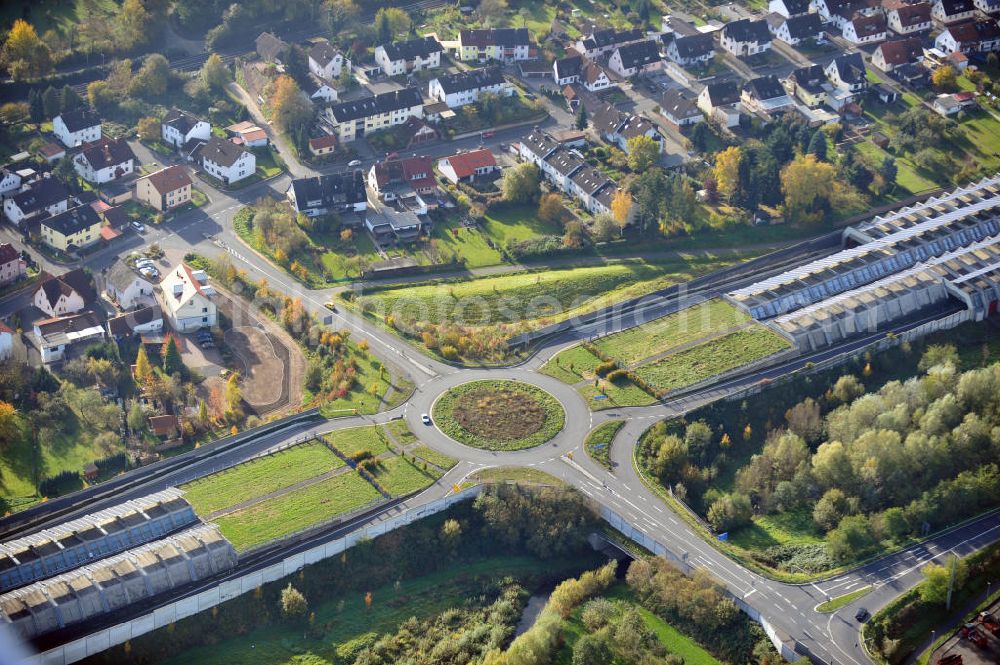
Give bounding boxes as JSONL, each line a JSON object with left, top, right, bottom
{"left": 131, "top": 221, "right": 145, "bottom": 233}
{"left": 421, "top": 414, "right": 431, "bottom": 425}
{"left": 348, "top": 159, "right": 362, "bottom": 167}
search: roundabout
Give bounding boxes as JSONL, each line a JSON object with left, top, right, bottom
{"left": 431, "top": 379, "right": 565, "bottom": 451}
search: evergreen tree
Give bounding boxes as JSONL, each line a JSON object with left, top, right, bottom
{"left": 61, "top": 84, "right": 82, "bottom": 112}
{"left": 879, "top": 157, "right": 898, "bottom": 188}
{"left": 198, "top": 399, "right": 209, "bottom": 425}
{"left": 162, "top": 336, "right": 183, "bottom": 376}
{"left": 28, "top": 89, "right": 43, "bottom": 124}
{"left": 690, "top": 122, "right": 712, "bottom": 153}
{"left": 574, "top": 104, "right": 587, "bottom": 130}
{"left": 377, "top": 13, "right": 392, "bottom": 45}
{"left": 807, "top": 130, "right": 827, "bottom": 161}
{"left": 41, "top": 86, "right": 61, "bottom": 119}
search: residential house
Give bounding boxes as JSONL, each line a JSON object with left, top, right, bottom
{"left": 307, "top": 75, "right": 339, "bottom": 104}
{"left": 308, "top": 134, "right": 339, "bottom": 158}
{"left": 769, "top": 13, "right": 824, "bottom": 45}
{"left": 894, "top": 61, "right": 931, "bottom": 85}
{"left": 0, "top": 243, "right": 25, "bottom": 287}
{"left": 225, "top": 121, "right": 269, "bottom": 148}
{"left": 309, "top": 40, "right": 350, "bottom": 81}
{"left": 375, "top": 37, "right": 443, "bottom": 76}
{"left": 199, "top": 137, "right": 256, "bottom": 185}
{"left": 161, "top": 109, "right": 211, "bottom": 150}
{"left": 40, "top": 206, "right": 103, "bottom": 252}
{"left": 575, "top": 28, "right": 645, "bottom": 59}
{"left": 579, "top": 62, "right": 613, "bottom": 91}
{"left": 324, "top": 87, "right": 424, "bottom": 143}
{"left": 886, "top": 2, "right": 933, "bottom": 34}
{"left": 608, "top": 40, "right": 662, "bottom": 77}
{"left": 33, "top": 269, "right": 96, "bottom": 317}
{"left": 592, "top": 104, "right": 663, "bottom": 154}
{"left": 38, "top": 143, "right": 65, "bottom": 163}
{"left": 570, "top": 166, "right": 618, "bottom": 216}
{"left": 105, "top": 261, "right": 155, "bottom": 310}
{"left": 741, "top": 75, "right": 794, "bottom": 116}
{"left": 932, "top": 0, "right": 977, "bottom": 23}
{"left": 719, "top": 19, "right": 773, "bottom": 56}
{"left": 786, "top": 64, "right": 830, "bottom": 107}
{"left": 367, "top": 155, "right": 436, "bottom": 213}
{"left": 437, "top": 148, "right": 498, "bottom": 184}
{"left": 0, "top": 321, "right": 12, "bottom": 361}
{"left": 975, "top": 0, "right": 1000, "bottom": 14}
{"left": 545, "top": 149, "right": 586, "bottom": 193}
{"left": 159, "top": 263, "right": 217, "bottom": 332}
{"left": 256, "top": 32, "right": 289, "bottom": 63}
{"left": 935, "top": 19, "right": 1000, "bottom": 52}
{"left": 553, "top": 55, "right": 583, "bottom": 85}
{"left": 136, "top": 165, "right": 192, "bottom": 212}
{"left": 427, "top": 67, "right": 513, "bottom": 108}
{"left": 814, "top": 0, "right": 870, "bottom": 29}
{"left": 286, "top": 171, "right": 367, "bottom": 217}
{"left": 107, "top": 305, "right": 163, "bottom": 340}
{"left": 34, "top": 312, "right": 105, "bottom": 364}
{"left": 518, "top": 130, "right": 561, "bottom": 173}
{"left": 73, "top": 138, "right": 136, "bottom": 184}
{"left": 769, "top": 0, "right": 812, "bottom": 17}
{"left": 52, "top": 109, "right": 101, "bottom": 148}
{"left": 874, "top": 83, "right": 900, "bottom": 103}
{"left": 844, "top": 12, "right": 889, "bottom": 43}
{"left": 148, "top": 415, "right": 181, "bottom": 441}
{"left": 698, "top": 81, "right": 742, "bottom": 127}
{"left": 664, "top": 33, "right": 715, "bottom": 67}
{"left": 932, "top": 91, "right": 977, "bottom": 115}
{"left": 364, "top": 207, "right": 424, "bottom": 243}
{"left": 457, "top": 28, "right": 533, "bottom": 63}
{"left": 872, "top": 37, "right": 924, "bottom": 70}
{"left": 396, "top": 117, "right": 440, "bottom": 147}
{"left": 0, "top": 167, "right": 21, "bottom": 197}
{"left": 825, "top": 53, "right": 869, "bottom": 92}
{"left": 3, "top": 177, "right": 70, "bottom": 227}
{"left": 422, "top": 101, "right": 454, "bottom": 123}
{"left": 659, "top": 88, "right": 703, "bottom": 127}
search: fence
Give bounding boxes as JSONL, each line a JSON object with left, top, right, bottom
{"left": 26, "top": 485, "right": 484, "bottom": 665}
{"left": 599, "top": 504, "right": 802, "bottom": 662}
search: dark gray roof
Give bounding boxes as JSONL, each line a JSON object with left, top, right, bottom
{"left": 433, "top": 67, "right": 505, "bottom": 94}
{"left": 42, "top": 205, "right": 100, "bottom": 238}
{"left": 613, "top": 40, "right": 661, "bottom": 70}
{"left": 256, "top": 32, "right": 289, "bottom": 62}
{"left": 660, "top": 88, "right": 701, "bottom": 120}
{"left": 670, "top": 33, "right": 715, "bottom": 59}
{"left": 829, "top": 52, "right": 867, "bottom": 85}
{"left": 329, "top": 87, "right": 424, "bottom": 123}
{"left": 381, "top": 36, "right": 443, "bottom": 61}
{"left": 8, "top": 178, "right": 70, "bottom": 214}
{"left": 309, "top": 40, "right": 342, "bottom": 67}
{"left": 723, "top": 18, "right": 772, "bottom": 44}
{"left": 161, "top": 109, "right": 203, "bottom": 136}
{"left": 571, "top": 166, "right": 612, "bottom": 196}
{"left": 744, "top": 75, "right": 787, "bottom": 101}
{"left": 200, "top": 137, "right": 250, "bottom": 168}
{"left": 704, "top": 81, "right": 741, "bottom": 106}
{"left": 289, "top": 171, "right": 366, "bottom": 212}
{"left": 459, "top": 28, "right": 530, "bottom": 47}
{"left": 106, "top": 261, "right": 149, "bottom": 292}
{"left": 778, "top": 0, "right": 812, "bottom": 14}
{"left": 521, "top": 130, "right": 559, "bottom": 161}
{"left": 784, "top": 13, "right": 823, "bottom": 40}
{"left": 547, "top": 150, "right": 585, "bottom": 178}
{"left": 77, "top": 138, "right": 135, "bottom": 171}
{"left": 937, "top": 0, "right": 975, "bottom": 15}
{"left": 56, "top": 108, "right": 100, "bottom": 133}
{"left": 108, "top": 305, "right": 161, "bottom": 337}
{"left": 554, "top": 55, "right": 583, "bottom": 79}
{"left": 580, "top": 28, "right": 644, "bottom": 51}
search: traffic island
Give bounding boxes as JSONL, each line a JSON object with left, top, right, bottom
{"left": 432, "top": 379, "right": 565, "bottom": 451}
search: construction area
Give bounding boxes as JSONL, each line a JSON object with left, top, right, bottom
{"left": 728, "top": 174, "right": 1000, "bottom": 352}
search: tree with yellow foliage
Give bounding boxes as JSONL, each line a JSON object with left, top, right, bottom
{"left": 268, "top": 75, "right": 313, "bottom": 137}
{"left": 931, "top": 65, "right": 957, "bottom": 91}
{"left": 1, "top": 20, "right": 52, "bottom": 80}
{"left": 713, "top": 147, "right": 742, "bottom": 201}
{"left": 134, "top": 345, "right": 154, "bottom": 386}
{"left": 136, "top": 117, "right": 160, "bottom": 142}
{"left": 780, "top": 154, "right": 840, "bottom": 224}
{"left": 610, "top": 189, "right": 633, "bottom": 236}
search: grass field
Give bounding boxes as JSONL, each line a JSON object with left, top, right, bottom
{"left": 728, "top": 509, "right": 826, "bottom": 551}
{"left": 539, "top": 345, "right": 604, "bottom": 384}
{"left": 324, "top": 426, "right": 391, "bottom": 457}
{"left": 593, "top": 299, "right": 750, "bottom": 366}
{"left": 383, "top": 419, "right": 417, "bottom": 446}
{"left": 431, "top": 217, "right": 504, "bottom": 268}
{"left": 411, "top": 445, "right": 457, "bottom": 470}
{"left": 634, "top": 326, "right": 791, "bottom": 395}
{"left": 213, "top": 471, "right": 383, "bottom": 550}
{"left": 313, "top": 343, "right": 394, "bottom": 416}
{"left": 433, "top": 380, "right": 565, "bottom": 451}
{"left": 584, "top": 421, "right": 624, "bottom": 470}
{"left": 180, "top": 441, "right": 343, "bottom": 516}
{"left": 817, "top": 585, "right": 872, "bottom": 612}
{"left": 371, "top": 455, "right": 440, "bottom": 496}
{"left": 469, "top": 466, "right": 567, "bottom": 486}
{"left": 0, "top": 0, "right": 117, "bottom": 35}
{"left": 481, "top": 203, "right": 563, "bottom": 244}
{"left": 579, "top": 380, "right": 657, "bottom": 409}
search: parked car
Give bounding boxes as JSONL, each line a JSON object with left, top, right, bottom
{"left": 131, "top": 221, "right": 145, "bottom": 233}
{"left": 347, "top": 159, "right": 362, "bottom": 167}
{"left": 481, "top": 130, "right": 495, "bottom": 139}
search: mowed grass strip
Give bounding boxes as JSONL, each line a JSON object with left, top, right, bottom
{"left": 372, "top": 455, "right": 441, "bottom": 496}
{"left": 325, "top": 425, "right": 391, "bottom": 457}
{"left": 180, "top": 441, "right": 343, "bottom": 515}
{"left": 411, "top": 445, "right": 458, "bottom": 470}
{"left": 634, "top": 326, "right": 791, "bottom": 394}
{"left": 593, "top": 299, "right": 749, "bottom": 366}
{"left": 539, "top": 345, "right": 603, "bottom": 384}
{"left": 213, "top": 471, "right": 383, "bottom": 551}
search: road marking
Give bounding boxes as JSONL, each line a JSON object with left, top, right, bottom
{"left": 744, "top": 589, "right": 757, "bottom": 599}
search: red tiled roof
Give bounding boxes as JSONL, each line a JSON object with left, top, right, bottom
{"left": 0, "top": 321, "right": 13, "bottom": 334}
{"left": 876, "top": 37, "right": 922, "bottom": 65}
{"left": 143, "top": 164, "right": 192, "bottom": 195}
{"left": 38, "top": 142, "right": 65, "bottom": 158}
{"left": 309, "top": 135, "right": 339, "bottom": 150}
{"left": 100, "top": 226, "right": 122, "bottom": 241}
{"left": 0, "top": 243, "right": 19, "bottom": 265}
{"left": 443, "top": 149, "right": 497, "bottom": 179}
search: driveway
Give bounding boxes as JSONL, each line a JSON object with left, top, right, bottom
{"left": 227, "top": 81, "right": 316, "bottom": 179}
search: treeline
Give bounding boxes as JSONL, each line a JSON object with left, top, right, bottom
{"left": 80, "top": 484, "right": 599, "bottom": 664}
{"left": 644, "top": 344, "right": 1000, "bottom": 568}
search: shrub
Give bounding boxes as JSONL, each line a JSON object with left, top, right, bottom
{"left": 595, "top": 361, "right": 617, "bottom": 378}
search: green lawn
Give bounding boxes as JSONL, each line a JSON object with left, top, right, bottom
{"left": 252, "top": 147, "right": 284, "bottom": 178}
{"left": 324, "top": 426, "right": 391, "bottom": 457}
{"left": 481, "top": 203, "right": 563, "bottom": 245}
{"left": 410, "top": 445, "right": 457, "bottom": 470}
{"left": 853, "top": 140, "right": 938, "bottom": 195}
{"left": 469, "top": 466, "right": 567, "bottom": 486}
{"left": 727, "top": 509, "right": 826, "bottom": 551}
{"left": 579, "top": 379, "right": 657, "bottom": 409}
{"left": 592, "top": 299, "right": 750, "bottom": 366}
{"left": 634, "top": 326, "right": 791, "bottom": 396}
{"left": 383, "top": 419, "right": 417, "bottom": 446}
{"left": 430, "top": 217, "right": 503, "bottom": 268}
{"left": 0, "top": 0, "right": 118, "bottom": 36}
{"left": 314, "top": 342, "right": 394, "bottom": 416}
{"left": 181, "top": 441, "right": 343, "bottom": 515}
{"left": 318, "top": 232, "right": 382, "bottom": 281}
{"left": 370, "top": 455, "right": 440, "bottom": 496}
{"left": 190, "top": 188, "right": 209, "bottom": 207}
{"left": 539, "top": 345, "right": 604, "bottom": 384}
{"left": 817, "top": 585, "right": 872, "bottom": 612}
{"left": 213, "top": 471, "right": 383, "bottom": 550}
{"left": 584, "top": 420, "right": 624, "bottom": 470}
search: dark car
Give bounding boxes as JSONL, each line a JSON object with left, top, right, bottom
{"left": 855, "top": 608, "right": 870, "bottom": 622}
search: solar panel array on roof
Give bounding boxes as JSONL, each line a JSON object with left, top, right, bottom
{"left": 0, "top": 488, "right": 196, "bottom": 593}
{"left": 729, "top": 174, "right": 1000, "bottom": 320}
{"left": 0, "top": 524, "right": 236, "bottom": 641}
